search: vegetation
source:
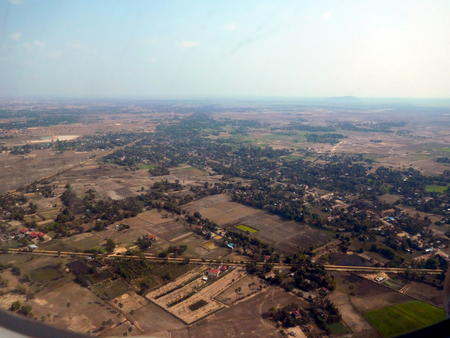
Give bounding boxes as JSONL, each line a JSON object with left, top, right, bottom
{"left": 364, "top": 301, "right": 446, "bottom": 337}
{"left": 425, "top": 184, "right": 448, "bottom": 193}
{"left": 235, "top": 225, "right": 258, "bottom": 233}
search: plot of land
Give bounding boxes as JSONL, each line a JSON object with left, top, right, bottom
{"left": 0, "top": 149, "right": 94, "bottom": 193}
{"left": 425, "top": 184, "right": 448, "bottom": 193}
{"left": 216, "top": 274, "right": 264, "bottom": 305}
{"left": 364, "top": 300, "right": 446, "bottom": 337}
{"left": 235, "top": 224, "right": 258, "bottom": 233}
{"left": 333, "top": 273, "right": 412, "bottom": 313}
{"left": 172, "top": 287, "right": 299, "bottom": 338}
{"left": 147, "top": 267, "right": 247, "bottom": 324}
{"left": 184, "top": 194, "right": 331, "bottom": 253}
{"left": 30, "top": 280, "right": 126, "bottom": 335}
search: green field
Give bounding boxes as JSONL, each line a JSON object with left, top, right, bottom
{"left": 138, "top": 163, "right": 154, "bottom": 169}
{"left": 425, "top": 184, "right": 448, "bottom": 193}
{"left": 235, "top": 224, "right": 258, "bottom": 233}
{"left": 172, "top": 166, "right": 208, "bottom": 176}
{"left": 326, "top": 322, "right": 350, "bottom": 335}
{"left": 364, "top": 301, "right": 445, "bottom": 337}
{"left": 29, "top": 266, "right": 62, "bottom": 282}
{"left": 413, "top": 153, "right": 432, "bottom": 160}
{"left": 437, "top": 147, "right": 450, "bottom": 153}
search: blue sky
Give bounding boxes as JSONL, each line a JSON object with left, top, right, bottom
{"left": 1, "top": 0, "right": 449, "bottom": 98}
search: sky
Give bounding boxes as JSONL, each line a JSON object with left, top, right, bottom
{"left": 0, "top": 0, "right": 449, "bottom": 98}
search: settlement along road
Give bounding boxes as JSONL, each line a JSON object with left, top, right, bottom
{"left": 2, "top": 248, "right": 443, "bottom": 274}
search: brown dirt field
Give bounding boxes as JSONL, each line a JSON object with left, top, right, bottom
{"left": 175, "top": 235, "right": 230, "bottom": 259}
{"left": 336, "top": 273, "right": 412, "bottom": 313}
{"left": 130, "top": 302, "right": 185, "bottom": 334}
{"left": 215, "top": 274, "right": 265, "bottom": 305}
{"left": 183, "top": 194, "right": 260, "bottom": 225}
{"left": 374, "top": 153, "right": 448, "bottom": 175}
{"left": 148, "top": 268, "right": 247, "bottom": 324}
{"left": 0, "top": 149, "right": 94, "bottom": 192}
{"left": 184, "top": 194, "right": 331, "bottom": 253}
{"left": 233, "top": 213, "right": 332, "bottom": 253}
{"left": 399, "top": 281, "right": 444, "bottom": 308}
{"left": 125, "top": 211, "right": 190, "bottom": 242}
{"left": 30, "top": 280, "right": 126, "bottom": 335}
{"left": 328, "top": 289, "right": 373, "bottom": 334}
{"left": 172, "top": 287, "right": 299, "bottom": 338}
{"left": 100, "top": 320, "right": 136, "bottom": 337}
{"left": 111, "top": 291, "right": 148, "bottom": 314}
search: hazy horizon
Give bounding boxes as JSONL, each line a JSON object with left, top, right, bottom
{"left": 1, "top": 0, "right": 450, "bottom": 98}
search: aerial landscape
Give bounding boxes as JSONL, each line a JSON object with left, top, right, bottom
{"left": 1, "top": 1, "right": 449, "bottom": 337}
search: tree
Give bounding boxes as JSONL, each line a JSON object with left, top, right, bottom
{"left": 105, "top": 238, "right": 116, "bottom": 253}
{"left": 10, "top": 301, "right": 21, "bottom": 312}
{"left": 11, "top": 266, "right": 20, "bottom": 276}
{"left": 18, "top": 304, "right": 32, "bottom": 317}
{"left": 136, "top": 235, "right": 152, "bottom": 250}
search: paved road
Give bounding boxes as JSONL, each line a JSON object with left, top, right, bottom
{"left": 2, "top": 248, "right": 443, "bottom": 274}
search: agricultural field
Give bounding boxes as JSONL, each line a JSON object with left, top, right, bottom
{"left": 146, "top": 267, "right": 247, "bottom": 324}
{"left": 184, "top": 194, "right": 332, "bottom": 253}
{"left": 172, "top": 287, "right": 306, "bottom": 338}
{"left": 364, "top": 301, "right": 446, "bottom": 337}
{"left": 234, "top": 224, "right": 258, "bottom": 233}
{"left": 0, "top": 99, "right": 449, "bottom": 337}
{"left": 0, "top": 149, "right": 94, "bottom": 192}
{"left": 30, "top": 280, "right": 128, "bottom": 335}
{"left": 425, "top": 184, "right": 448, "bottom": 193}
{"left": 215, "top": 274, "right": 265, "bottom": 305}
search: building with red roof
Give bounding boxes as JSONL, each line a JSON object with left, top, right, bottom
{"left": 208, "top": 269, "right": 221, "bottom": 278}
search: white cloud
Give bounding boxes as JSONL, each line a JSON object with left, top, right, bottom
{"left": 181, "top": 41, "right": 199, "bottom": 48}
{"left": 8, "top": 0, "right": 24, "bottom": 5}
{"left": 22, "top": 40, "right": 45, "bottom": 50}
{"left": 322, "top": 11, "right": 332, "bottom": 19}
{"left": 9, "top": 32, "right": 22, "bottom": 41}
{"left": 224, "top": 23, "right": 238, "bottom": 31}
{"left": 33, "top": 40, "right": 45, "bottom": 48}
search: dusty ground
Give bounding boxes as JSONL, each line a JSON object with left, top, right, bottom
{"left": 215, "top": 274, "right": 265, "bottom": 305}
{"left": 171, "top": 287, "right": 299, "bottom": 338}
{"left": 147, "top": 267, "right": 247, "bottom": 324}
{"left": 184, "top": 194, "right": 332, "bottom": 253}
{"left": 0, "top": 150, "right": 95, "bottom": 192}
{"left": 30, "top": 279, "right": 127, "bottom": 335}
{"left": 398, "top": 280, "right": 444, "bottom": 308}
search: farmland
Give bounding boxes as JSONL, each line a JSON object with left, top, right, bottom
{"left": 0, "top": 99, "right": 449, "bottom": 336}
{"left": 184, "top": 194, "right": 332, "bottom": 253}
{"left": 364, "top": 301, "right": 446, "bottom": 337}
{"left": 425, "top": 184, "right": 448, "bottom": 193}
{"left": 235, "top": 224, "right": 258, "bottom": 233}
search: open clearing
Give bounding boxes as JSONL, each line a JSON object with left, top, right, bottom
{"left": 0, "top": 149, "right": 94, "bottom": 192}
{"left": 184, "top": 194, "right": 331, "bottom": 253}
{"left": 171, "top": 287, "right": 299, "bottom": 338}
{"left": 30, "top": 280, "right": 127, "bottom": 335}
{"left": 147, "top": 266, "right": 247, "bottom": 324}
{"left": 425, "top": 184, "right": 448, "bottom": 193}
{"left": 363, "top": 300, "right": 445, "bottom": 337}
